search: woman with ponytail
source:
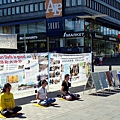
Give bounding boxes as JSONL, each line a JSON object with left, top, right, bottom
{"left": 0, "top": 83, "right": 22, "bottom": 117}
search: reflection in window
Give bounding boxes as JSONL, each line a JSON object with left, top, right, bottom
{"left": 65, "top": 19, "right": 73, "bottom": 30}
{"left": 71, "top": 0, "right": 76, "bottom": 6}
{"left": 77, "top": 0, "right": 82, "bottom": 5}
{"left": 0, "top": 9, "right": 2, "bottom": 16}
{"left": 3, "top": 0, "right": 7, "bottom": 4}
{"left": 40, "top": 3, "right": 44, "bottom": 10}
{"left": 25, "top": 5, "right": 29, "bottom": 13}
{"left": 20, "top": 24, "right": 28, "bottom": 34}
{"left": 16, "top": 6, "right": 20, "bottom": 14}
{"left": 28, "top": 23, "right": 37, "bottom": 33}
{"left": 8, "top": 8, "right": 11, "bottom": 15}
{"left": 66, "top": 0, "right": 70, "bottom": 7}
{"left": 35, "top": 3, "right": 38, "bottom": 11}
{"left": 12, "top": 7, "right": 15, "bottom": 14}
{"left": 37, "top": 20, "right": 46, "bottom": 32}
{"left": 20, "top": 6, "right": 24, "bottom": 13}
{"left": 30, "top": 4, "right": 34, "bottom": 12}
{"left": 3, "top": 9, "right": 7, "bottom": 16}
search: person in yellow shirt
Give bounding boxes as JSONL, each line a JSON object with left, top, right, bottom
{"left": 0, "top": 83, "right": 22, "bottom": 117}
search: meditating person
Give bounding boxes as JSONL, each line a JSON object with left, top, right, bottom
{"left": 36, "top": 80, "right": 56, "bottom": 106}
{"left": 0, "top": 83, "right": 22, "bottom": 117}
{"left": 61, "top": 74, "right": 80, "bottom": 101}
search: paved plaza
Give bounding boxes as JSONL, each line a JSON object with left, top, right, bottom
{"left": 1, "top": 66, "right": 120, "bottom": 120}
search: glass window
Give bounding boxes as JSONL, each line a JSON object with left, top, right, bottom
{"left": 20, "top": 6, "right": 24, "bottom": 13}
{"left": 0, "top": 9, "right": 2, "bottom": 16}
{"left": 8, "top": 8, "right": 11, "bottom": 15}
{"left": 71, "top": 0, "right": 76, "bottom": 6}
{"left": 65, "top": 19, "right": 74, "bottom": 30}
{"left": 8, "top": 0, "right": 11, "bottom": 3}
{"left": 25, "top": 5, "right": 29, "bottom": 13}
{"left": 66, "top": 0, "right": 70, "bottom": 7}
{"left": 16, "top": 0, "right": 20, "bottom": 1}
{"left": 16, "top": 6, "right": 20, "bottom": 14}
{"left": 28, "top": 23, "right": 37, "bottom": 33}
{"left": 35, "top": 3, "right": 38, "bottom": 11}
{"left": 20, "top": 24, "right": 28, "bottom": 34}
{"left": 37, "top": 20, "right": 46, "bottom": 32}
{"left": 44, "top": 2, "right": 46, "bottom": 10}
{"left": 3, "top": 0, "right": 7, "bottom": 4}
{"left": 12, "top": 7, "right": 15, "bottom": 14}
{"left": 30, "top": 4, "right": 34, "bottom": 12}
{"left": 77, "top": 0, "right": 82, "bottom": 5}
{"left": 3, "top": 9, "right": 7, "bottom": 16}
{"left": 0, "top": 1, "right": 2, "bottom": 4}
{"left": 11, "top": 0, "right": 15, "bottom": 2}
{"left": 74, "top": 19, "right": 84, "bottom": 32}
{"left": 40, "top": 2, "right": 43, "bottom": 10}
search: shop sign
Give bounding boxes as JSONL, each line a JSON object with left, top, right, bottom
{"left": 19, "top": 36, "right": 38, "bottom": 40}
{"left": 95, "top": 33, "right": 103, "bottom": 39}
{"left": 109, "top": 37, "right": 116, "bottom": 41}
{"left": 46, "top": 0, "right": 62, "bottom": 18}
{"left": 46, "top": 17, "right": 62, "bottom": 37}
{"left": 63, "top": 32, "right": 84, "bottom": 37}
{"left": 0, "top": 34, "right": 17, "bottom": 49}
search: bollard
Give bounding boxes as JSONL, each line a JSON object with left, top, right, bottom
{"left": 109, "top": 65, "right": 112, "bottom": 71}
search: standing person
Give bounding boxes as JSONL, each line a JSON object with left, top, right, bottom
{"left": 61, "top": 74, "right": 80, "bottom": 101}
{"left": 0, "top": 83, "right": 22, "bottom": 117}
{"left": 36, "top": 80, "right": 56, "bottom": 106}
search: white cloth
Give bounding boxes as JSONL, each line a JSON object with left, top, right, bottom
{"left": 37, "top": 87, "right": 47, "bottom": 100}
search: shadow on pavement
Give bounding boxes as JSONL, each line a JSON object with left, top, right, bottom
{"left": 15, "top": 85, "right": 85, "bottom": 106}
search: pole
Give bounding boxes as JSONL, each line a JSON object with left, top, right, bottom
{"left": 91, "top": 31, "right": 94, "bottom": 72}
{"left": 47, "top": 37, "right": 50, "bottom": 91}
{"left": 24, "top": 33, "right": 26, "bottom": 53}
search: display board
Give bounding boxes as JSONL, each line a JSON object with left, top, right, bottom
{"left": 111, "top": 70, "right": 120, "bottom": 87}
{"left": 106, "top": 71, "right": 114, "bottom": 87}
{"left": 91, "top": 72, "right": 102, "bottom": 91}
{"left": 99, "top": 72, "right": 108, "bottom": 89}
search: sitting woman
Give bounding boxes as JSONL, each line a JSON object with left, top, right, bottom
{"left": 61, "top": 74, "right": 80, "bottom": 101}
{"left": 0, "top": 83, "right": 22, "bottom": 117}
{"left": 36, "top": 80, "right": 56, "bottom": 106}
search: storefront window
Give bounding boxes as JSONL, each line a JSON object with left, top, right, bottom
{"left": 37, "top": 20, "right": 46, "bottom": 32}
{"left": 74, "top": 19, "right": 84, "bottom": 32}
{"left": 84, "top": 21, "right": 90, "bottom": 31}
{"left": 66, "top": 37, "right": 84, "bottom": 47}
{"left": 20, "top": 24, "right": 28, "bottom": 34}
{"left": 65, "top": 19, "right": 73, "bottom": 31}
{"left": 28, "top": 23, "right": 37, "bottom": 33}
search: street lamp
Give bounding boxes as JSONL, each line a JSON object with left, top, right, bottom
{"left": 77, "top": 14, "right": 108, "bottom": 72}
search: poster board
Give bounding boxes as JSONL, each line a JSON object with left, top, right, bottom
{"left": 91, "top": 72, "right": 102, "bottom": 91}
{"left": 99, "top": 72, "right": 108, "bottom": 89}
{"left": 106, "top": 71, "right": 114, "bottom": 87}
{"left": 111, "top": 70, "right": 120, "bottom": 87}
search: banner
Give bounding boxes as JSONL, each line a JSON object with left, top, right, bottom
{"left": 0, "top": 53, "right": 91, "bottom": 91}
{"left": 0, "top": 34, "right": 17, "bottom": 49}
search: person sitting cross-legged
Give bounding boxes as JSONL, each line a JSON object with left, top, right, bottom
{"left": 0, "top": 83, "right": 22, "bottom": 117}
{"left": 61, "top": 74, "right": 80, "bottom": 101}
{"left": 36, "top": 80, "right": 56, "bottom": 106}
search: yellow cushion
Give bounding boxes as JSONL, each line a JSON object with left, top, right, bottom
{"left": 0, "top": 114, "right": 6, "bottom": 118}
{"left": 59, "top": 98, "right": 66, "bottom": 100}
{"left": 33, "top": 103, "right": 47, "bottom": 108}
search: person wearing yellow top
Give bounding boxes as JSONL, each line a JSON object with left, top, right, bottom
{"left": 0, "top": 83, "right": 22, "bottom": 117}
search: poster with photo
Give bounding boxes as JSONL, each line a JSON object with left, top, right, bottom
{"left": 62, "top": 53, "right": 91, "bottom": 82}
{"left": 49, "top": 53, "right": 62, "bottom": 84}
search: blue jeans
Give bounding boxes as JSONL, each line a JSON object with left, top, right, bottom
{"left": 39, "top": 98, "right": 56, "bottom": 106}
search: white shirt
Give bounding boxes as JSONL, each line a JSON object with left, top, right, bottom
{"left": 37, "top": 86, "right": 47, "bottom": 100}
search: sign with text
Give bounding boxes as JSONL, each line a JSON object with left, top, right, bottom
{"left": 46, "top": 0, "right": 62, "bottom": 18}
{"left": 46, "top": 17, "right": 63, "bottom": 37}
{"left": 0, "top": 34, "right": 17, "bottom": 49}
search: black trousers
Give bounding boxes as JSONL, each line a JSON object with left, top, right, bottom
{"left": 1, "top": 106, "right": 22, "bottom": 117}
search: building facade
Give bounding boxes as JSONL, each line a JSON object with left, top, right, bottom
{"left": 0, "top": 0, "right": 120, "bottom": 57}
